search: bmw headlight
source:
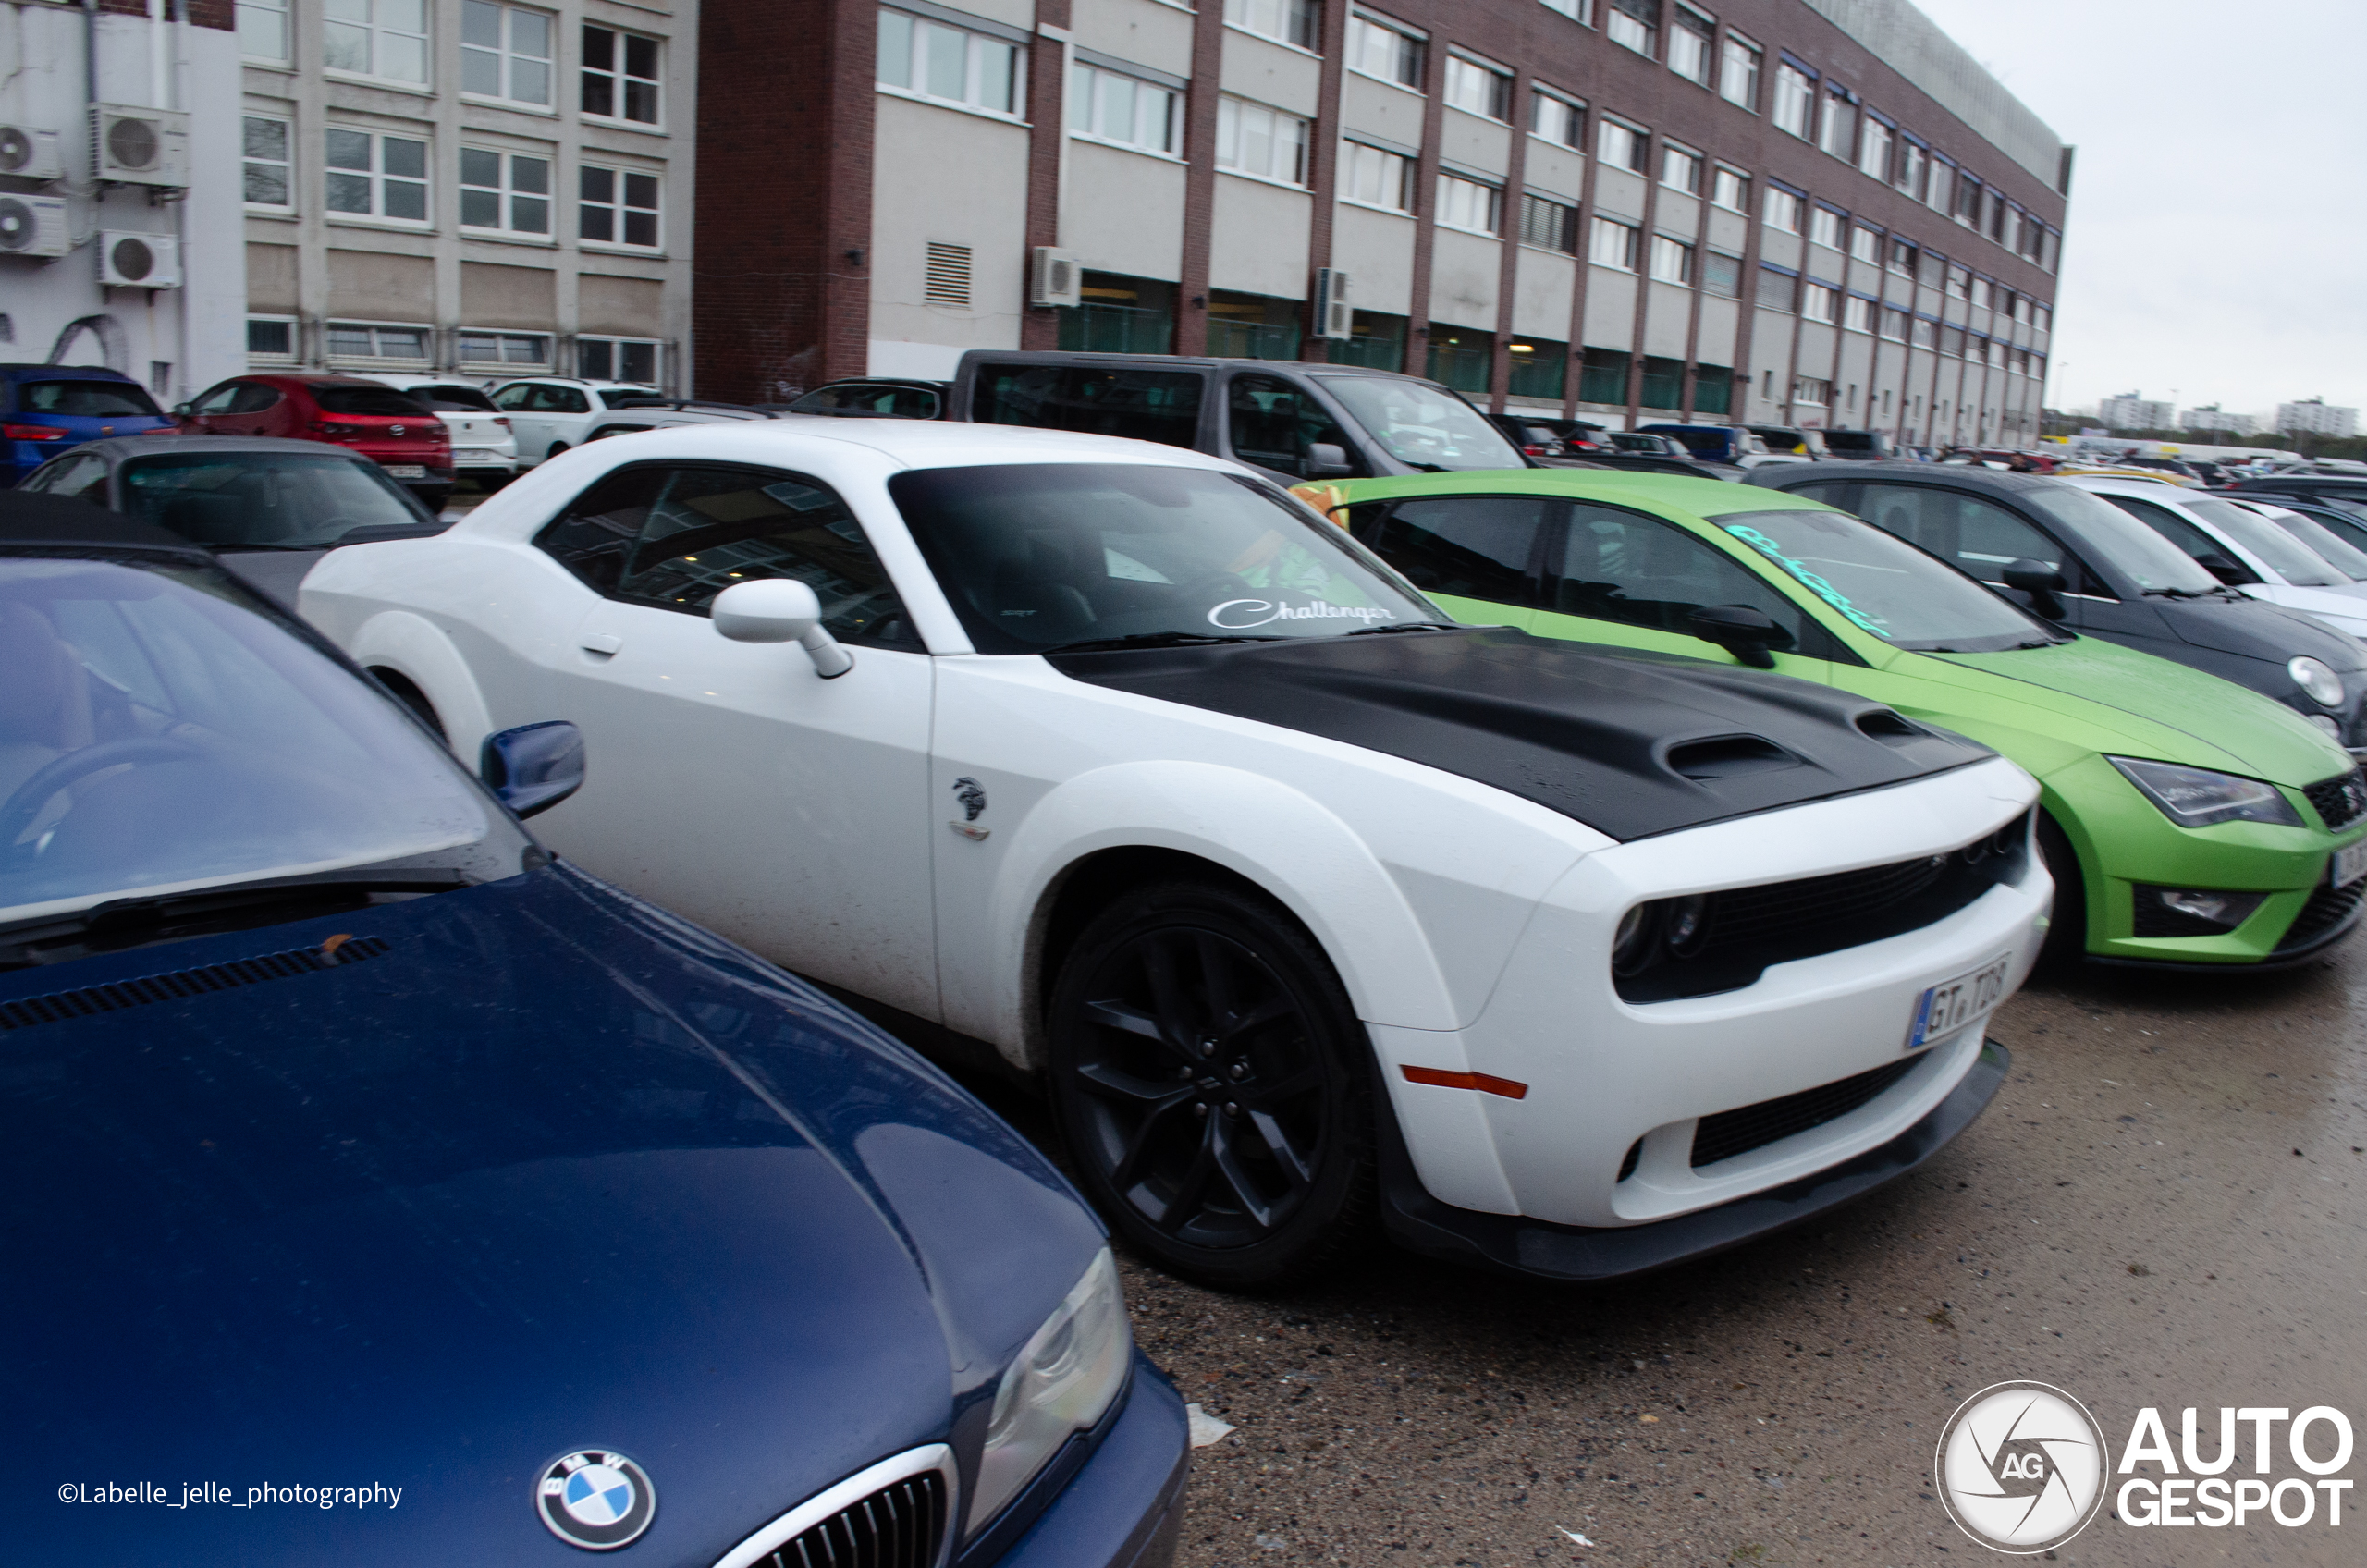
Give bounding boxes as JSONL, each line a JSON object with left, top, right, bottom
{"left": 2108, "top": 757, "right": 2303, "bottom": 829}
{"left": 2291, "top": 656, "right": 2345, "bottom": 708}
{"left": 967, "top": 1247, "right": 1132, "bottom": 1536}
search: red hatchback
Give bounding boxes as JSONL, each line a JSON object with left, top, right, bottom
{"left": 179, "top": 374, "right": 455, "bottom": 508}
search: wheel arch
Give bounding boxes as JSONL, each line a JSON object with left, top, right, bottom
{"left": 345, "top": 608, "right": 496, "bottom": 761}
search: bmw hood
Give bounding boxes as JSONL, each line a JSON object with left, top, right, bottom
{"left": 2, "top": 865, "right": 1103, "bottom": 1567}
{"left": 1049, "top": 627, "right": 1993, "bottom": 840}
{"left": 2152, "top": 593, "right": 2367, "bottom": 670}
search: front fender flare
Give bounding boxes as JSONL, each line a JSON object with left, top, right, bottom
{"left": 346, "top": 609, "right": 495, "bottom": 761}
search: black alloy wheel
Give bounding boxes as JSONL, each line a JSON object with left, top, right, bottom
{"left": 1048, "top": 879, "right": 1376, "bottom": 1290}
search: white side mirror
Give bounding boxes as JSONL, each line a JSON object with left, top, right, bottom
{"left": 710, "top": 578, "right": 854, "bottom": 678}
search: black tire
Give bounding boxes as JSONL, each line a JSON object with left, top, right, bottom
{"left": 2036, "top": 810, "right": 2088, "bottom": 969}
{"left": 1047, "top": 878, "right": 1378, "bottom": 1290}
{"left": 368, "top": 668, "right": 447, "bottom": 741}
{"left": 546, "top": 440, "right": 570, "bottom": 461}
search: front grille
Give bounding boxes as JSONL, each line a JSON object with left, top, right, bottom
{"left": 1691, "top": 1057, "right": 1920, "bottom": 1170}
{"left": 2303, "top": 767, "right": 2367, "bottom": 831}
{"left": 0, "top": 936, "right": 392, "bottom": 1032}
{"left": 2275, "top": 880, "right": 2367, "bottom": 953}
{"left": 753, "top": 1472, "right": 946, "bottom": 1568}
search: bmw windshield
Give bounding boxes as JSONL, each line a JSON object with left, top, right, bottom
{"left": 889, "top": 462, "right": 1439, "bottom": 653}
{"left": 1713, "top": 508, "right": 2062, "bottom": 653}
{"left": 1314, "top": 375, "right": 1527, "bottom": 472}
{"left": 1, "top": 553, "right": 528, "bottom": 948}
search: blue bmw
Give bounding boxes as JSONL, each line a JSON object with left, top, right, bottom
{"left": 0, "top": 495, "right": 1188, "bottom": 1566}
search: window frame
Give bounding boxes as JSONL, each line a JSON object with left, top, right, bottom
{"left": 242, "top": 114, "right": 295, "bottom": 213}
{"left": 1761, "top": 185, "right": 1801, "bottom": 233}
{"left": 1841, "top": 294, "right": 1874, "bottom": 334}
{"left": 458, "top": 145, "right": 554, "bottom": 238}
{"left": 1596, "top": 116, "right": 1647, "bottom": 173}
{"left": 1529, "top": 88, "right": 1586, "bottom": 150}
{"left": 576, "top": 337, "right": 665, "bottom": 386}
{"left": 1649, "top": 233, "right": 1695, "bottom": 286}
{"left": 1436, "top": 171, "right": 1503, "bottom": 236}
{"left": 1605, "top": 0, "right": 1657, "bottom": 57}
{"left": 1858, "top": 115, "right": 1892, "bottom": 181}
{"left": 457, "top": 328, "right": 554, "bottom": 371}
{"left": 1710, "top": 165, "right": 1748, "bottom": 212}
{"left": 1216, "top": 95, "right": 1311, "bottom": 187}
{"left": 323, "top": 126, "right": 431, "bottom": 227}
{"left": 876, "top": 7, "right": 1026, "bottom": 120}
{"left": 1667, "top": 4, "right": 1712, "bottom": 84}
{"left": 1340, "top": 138, "right": 1415, "bottom": 213}
{"left": 1659, "top": 142, "right": 1701, "bottom": 195}
{"left": 1718, "top": 29, "right": 1760, "bottom": 110}
{"left": 322, "top": 0, "right": 430, "bottom": 88}
{"left": 1519, "top": 191, "right": 1579, "bottom": 254}
{"left": 460, "top": 0, "right": 556, "bottom": 109}
{"left": 245, "top": 315, "right": 300, "bottom": 362}
{"left": 1808, "top": 205, "right": 1843, "bottom": 251}
{"left": 324, "top": 320, "right": 434, "bottom": 365}
{"left": 1223, "top": 0, "right": 1320, "bottom": 53}
{"left": 578, "top": 164, "right": 663, "bottom": 250}
{"left": 239, "top": 0, "right": 291, "bottom": 65}
{"left": 1444, "top": 55, "right": 1514, "bottom": 121}
{"left": 1588, "top": 215, "right": 1640, "bottom": 272}
{"left": 1800, "top": 283, "right": 1837, "bottom": 324}
{"left": 1070, "top": 61, "right": 1184, "bottom": 158}
{"left": 1772, "top": 60, "right": 1814, "bottom": 139}
{"left": 1346, "top": 11, "right": 1428, "bottom": 91}
{"left": 581, "top": 21, "right": 664, "bottom": 127}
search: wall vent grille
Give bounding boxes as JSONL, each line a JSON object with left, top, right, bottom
{"left": 924, "top": 242, "right": 973, "bottom": 309}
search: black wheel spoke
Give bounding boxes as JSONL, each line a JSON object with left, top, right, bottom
{"left": 1109, "top": 1095, "right": 1195, "bottom": 1192}
{"left": 1083, "top": 998, "right": 1184, "bottom": 1058}
{"left": 1137, "top": 935, "right": 1200, "bottom": 1051}
{"left": 1245, "top": 1109, "right": 1317, "bottom": 1189}
{"left": 1196, "top": 933, "right": 1241, "bottom": 1032}
{"left": 1155, "top": 1122, "right": 1220, "bottom": 1232}
{"left": 1214, "top": 993, "right": 1293, "bottom": 1045}
{"left": 1210, "top": 1121, "right": 1278, "bottom": 1229}
{"left": 1233, "top": 1064, "right": 1321, "bottom": 1111}
{"left": 1073, "top": 1060, "right": 1193, "bottom": 1108}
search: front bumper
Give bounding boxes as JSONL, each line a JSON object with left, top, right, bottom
{"left": 1379, "top": 1039, "right": 2009, "bottom": 1280}
{"left": 979, "top": 1354, "right": 1189, "bottom": 1568}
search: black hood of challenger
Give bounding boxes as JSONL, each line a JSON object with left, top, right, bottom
{"left": 1049, "top": 629, "right": 1992, "bottom": 841}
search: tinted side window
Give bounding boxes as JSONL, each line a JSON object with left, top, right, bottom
{"left": 18, "top": 379, "right": 162, "bottom": 416}
{"left": 1551, "top": 502, "right": 1813, "bottom": 647}
{"left": 189, "top": 382, "right": 244, "bottom": 416}
{"left": 535, "top": 464, "right": 919, "bottom": 647}
{"left": 1227, "top": 374, "right": 1362, "bottom": 479}
{"left": 313, "top": 386, "right": 427, "bottom": 416}
{"left": 1788, "top": 479, "right": 1858, "bottom": 512}
{"left": 1350, "top": 496, "right": 1547, "bottom": 606}
{"left": 2099, "top": 494, "right": 2227, "bottom": 562}
{"left": 493, "top": 384, "right": 536, "bottom": 410}
{"left": 24, "top": 453, "right": 109, "bottom": 500}
{"left": 975, "top": 364, "right": 1205, "bottom": 449}
{"left": 228, "top": 383, "right": 283, "bottom": 414}
{"left": 1854, "top": 484, "right": 2080, "bottom": 588}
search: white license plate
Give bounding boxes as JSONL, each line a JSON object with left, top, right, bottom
{"left": 455, "top": 448, "right": 490, "bottom": 460}
{"left": 386, "top": 464, "right": 427, "bottom": 478}
{"left": 2332, "top": 839, "right": 2367, "bottom": 888}
{"left": 1906, "top": 954, "right": 2013, "bottom": 1053}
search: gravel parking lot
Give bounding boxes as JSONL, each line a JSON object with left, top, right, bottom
{"left": 1057, "top": 950, "right": 2367, "bottom": 1568}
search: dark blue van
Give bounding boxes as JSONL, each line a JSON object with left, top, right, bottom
{"left": 1, "top": 363, "right": 174, "bottom": 484}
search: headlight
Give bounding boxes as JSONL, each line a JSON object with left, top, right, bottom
{"left": 2291, "top": 655, "right": 2346, "bottom": 707}
{"left": 2108, "top": 757, "right": 2303, "bottom": 829}
{"left": 967, "top": 1247, "right": 1132, "bottom": 1536}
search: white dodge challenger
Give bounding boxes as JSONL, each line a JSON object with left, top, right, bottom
{"left": 301, "top": 422, "right": 2050, "bottom": 1288}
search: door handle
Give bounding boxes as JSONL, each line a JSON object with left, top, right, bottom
{"left": 579, "top": 631, "right": 623, "bottom": 657}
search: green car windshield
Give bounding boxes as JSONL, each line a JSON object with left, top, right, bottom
{"left": 1713, "top": 508, "right": 2061, "bottom": 654}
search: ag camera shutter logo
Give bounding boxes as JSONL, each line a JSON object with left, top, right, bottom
{"left": 1935, "top": 1381, "right": 2110, "bottom": 1552}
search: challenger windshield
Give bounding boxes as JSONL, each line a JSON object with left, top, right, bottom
{"left": 888, "top": 463, "right": 1439, "bottom": 654}
{"left": 1314, "top": 375, "right": 1527, "bottom": 472}
{"left": 1711, "top": 508, "right": 2060, "bottom": 653}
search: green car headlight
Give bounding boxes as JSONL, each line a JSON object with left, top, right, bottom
{"left": 966, "top": 1247, "right": 1133, "bottom": 1537}
{"left": 2108, "top": 757, "right": 2303, "bottom": 829}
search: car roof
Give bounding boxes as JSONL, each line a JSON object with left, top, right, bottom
{"left": 0, "top": 491, "right": 210, "bottom": 554}
{"left": 55, "top": 435, "right": 383, "bottom": 462}
{"left": 491, "top": 376, "right": 656, "bottom": 390}
{"left": 1325, "top": 466, "right": 1827, "bottom": 516}
{"left": 0, "top": 362, "right": 139, "bottom": 381}
{"left": 961, "top": 349, "right": 1449, "bottom": 386}
{"left": 1746, "top": 459, "right": 2061, "bottom": 494}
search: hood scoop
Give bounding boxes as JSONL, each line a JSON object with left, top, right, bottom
{"left": 1664, "top": 734, "right": 1800, "bottom": 780}
{"left": 0, "top": 935, "right": 390, "bottom": 1033}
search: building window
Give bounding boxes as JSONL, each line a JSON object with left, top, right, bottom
{"left": 1605, "top": 0, "right": 1656, "bottom": 56}
{"left": 1954, "top": 172, "right": 1982, "bottom": 226}
{"left": 1801, "top": 284, "right": 1836, "bottom": 323}
{"left": 324, "top": 0, "right": 429, "bottom": 85}
{"left": 242, "top": 116, "right": 293, "bottom": 209}
{"left": 325, "top": 321, "right": 430, "bottom": 361}
{"left": 1342, "top": 141, "right": 1413, "bottom": 211}
{"left": 239, "top": 0, "right": 289, "bottom": 62}
{"left": 1944, "top": 263, "right": 1969, "bottom": 300}
{"left": 1888, "top": 237, "right": 1917, "bottom": 276}
{"left": 1987, "top": 190, "right": 2008, "bottom": 241}
{"left": 1218, "top": 97, "right": 1309, "bottom": 185}
{"left": 1667, "top": 5, "right": 1711, "bottom": 83}
{"left": 1998, "top": 204, "right": 2021, "bottom": 252}
{"left": 1597, "top": 118, "right": 1645, "bottom": 172}
{"left": 1579, "top": 347, "right": 1629, "bottom": 405}
{"left": 1896, "top": 140, "right": 1927, "bottom": 202}
{"left": 324, "top": 129, "right": 428, "bottom": 222}
{"left": 458, "top": 329, "right": 551, "bottom": 367}
{"left": 1848, "top": 225, "right": 1879, "bottom": 262}
{"left": 583, "top": 23, "right": 661, "bottom": 123}
{"left": 1649, "top": 235, "right": 1693, "bottom": 285}
{"left": 1225, "top": 0, "right": 1319, "bottom": 52}
{"left": 247, "top": 317, "right": 297, "bottom": 359}
{"left": 1858, "top": 116, "right": 1892, "bottom": 181}
{"left": 1660, "top": 144, "right": 1700, "bottom": 194}
{"left": 1530, "top": 90, "right": 1584, "bottom": 149}
{"left": 1819, "top": 86, "right": 1856, "bottom": 159}
{"left": 578, "top": 337, "right": 661, "bottom": 384}
{"left": 1762, "top": 186, "right": 1800, "bottom": 233}
{"left": 580, "top": 165, "right": 660, "bottom": 247}
{"left": 1702, "top": 251, "right": 1742, "bottom": 298}
{"left": 1792, "top": 375, "right": 1830, "bottom": 406}
{"left": 1711, "top": 165, "right": 1748, "bottom": 212}
{"left": 1346, "top": 13, "right": 1425, "bottom": 90}
{"left": 460, "top": 148, "right": 551, "bottom": 234}
{"left": 461, "top": 2, "right": 553, "bottom": 106}
{"left": 1208, "top": 293, "right": 1304, "bottom": 361}
{"left": 1588, "top": 216, "right": 1639, "bottom": 270}
{"left": 1519, "top": 192, "right": 1578, "bottom": 253}
{"left": 1720, "top": 31, "right": 1760, "bottom": 109}
{"left": 1842, "top": 295, "right": 1873, "bottom": 333}
{"left": 1968, "top": 276, "right": 1993, "bottom": 311}
{"left": 1536, "top": 0, "right": 1595, "bottom": 23}
{"left": 1071, "top": 64, "right": 1181, "bottom": 155}
{"left": 1772, "top": 61, "right": 1814, "bottom": 138}
{"left": 2034, "top": 304, "right": 2051, "bottom": 333}
{"left": 1755, "top": 266, "right": 1795, "bottom": 310}
{"left": 1444, "top": 55, "right": 1513, "bottom": 121}
{"left": 877, "top": 9, "right": 1023, "bottom": 117}
{"left": 1912, "top": 316, "right": 1938, "bottom": 349}
{"left": 1926, "top": 160, "right": 1953, "bottom": 216}
{"left": 1809, "top": 206, "right": 1842, "bottom": 249}
{"left": 1437, "top": 173, "right": 1502, "bottom": 235}
{"left": 1941, "top": 325, "right": 1964, "bottom": 356}
{"left": 1506, "top": 337, "right": 1566, "bottom": 400}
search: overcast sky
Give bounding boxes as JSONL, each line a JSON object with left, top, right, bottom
{"left": 1913, "top": 0, "right": 2367, "bottom": 419}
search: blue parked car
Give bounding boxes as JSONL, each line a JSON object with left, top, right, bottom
{"left": 1, "top": 364, "right": 175, "bottom": 484}
{"left": 0, "top": 493, "right": 1187, "bottom": 1568}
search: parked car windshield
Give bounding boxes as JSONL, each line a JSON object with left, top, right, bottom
{"left": 119, "top": 452, "right": 433, "bottom": 547}
{"left": 2181, "top": 496, "right": 2348, "bottom": 585}
{"left": 18, "top": 380, "right": 163, "bottom": 418}
{"left": 313, "top": 385, "right": 433, "bottom": 417}
{"left": 889, "top": 462, "right": 1438, "bottom": 654}
{"left": 2019, "top": 485, "right": 2221, "bottom": 594}
{"left": 2259, "top": 508, "right": 2367, "bottom": 579}
{"left": 411, "top": 384, "right": 498, "bottom": 411}
{"left": 1313, "top": 375, "right": 1525, "bottom": 472}
{"left": 0, "top": 555, "right": 524, "bottom": 927}
{"left": 1711, "top": 508, "right": 2059, "bottom": 653}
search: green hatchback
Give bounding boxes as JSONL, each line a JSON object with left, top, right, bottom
{"left": 1310, "top": 470, "right": 2367, "bottom": 967}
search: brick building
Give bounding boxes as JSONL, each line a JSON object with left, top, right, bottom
{"left": 697, "top": 0, "right": 2067, "bottom": 447}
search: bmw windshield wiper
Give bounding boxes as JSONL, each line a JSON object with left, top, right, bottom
{"left": 1038, "top": 631, "right": 1285, "bottom": 655}
{"left": 0, "top": 868, "right": 472, "bottom": 969}
{"left": 1344, "top": 621, "right": 1463, "bottom": 635}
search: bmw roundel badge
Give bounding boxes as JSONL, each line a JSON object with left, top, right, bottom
{"left": 535, "top": 1451, "right": 656, "bottom": 1550}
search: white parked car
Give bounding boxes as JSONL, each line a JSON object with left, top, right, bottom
{"left": 487, "top": 377, "right": 664, "bottom": 467}
{"left": 360, "top": 374, "right": 521, "bottom": 485}
{"left": 580, "top": 398, "right": 780, "bottom": 442}
{"left": 300, "top": 424, "right": 2049, "bottom": 1288}
{"left": 2066, "top": 475, "right": 2367, "bottom": 640}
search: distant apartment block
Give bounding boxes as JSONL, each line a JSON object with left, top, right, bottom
{"left": 2276, "top": 398, "right": 2358, "bottom": 439}
{"left": 2098, "top": 391, "right": 2172, "bottom": 430}
{"left": 2179, "top": 404, "right": 2256, "bottom": 437}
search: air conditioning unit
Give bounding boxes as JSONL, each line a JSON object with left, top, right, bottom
{"left": 0, "top": 194, "right": 71, "bottom": 258}
{"left": 99, "top": 230, "right": 180, "bottom": 288}
{"left": 92, "top": 104, "right": 190, "bottom": 188}
{"left": 0, "top": 124, "right": 65, "bottom": 182}
{"left": 1313, "top": 267, "right": 1353, "bottom": 339}
{"left": 1030, "top": 246, "right": 1082, "bottom": 309}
